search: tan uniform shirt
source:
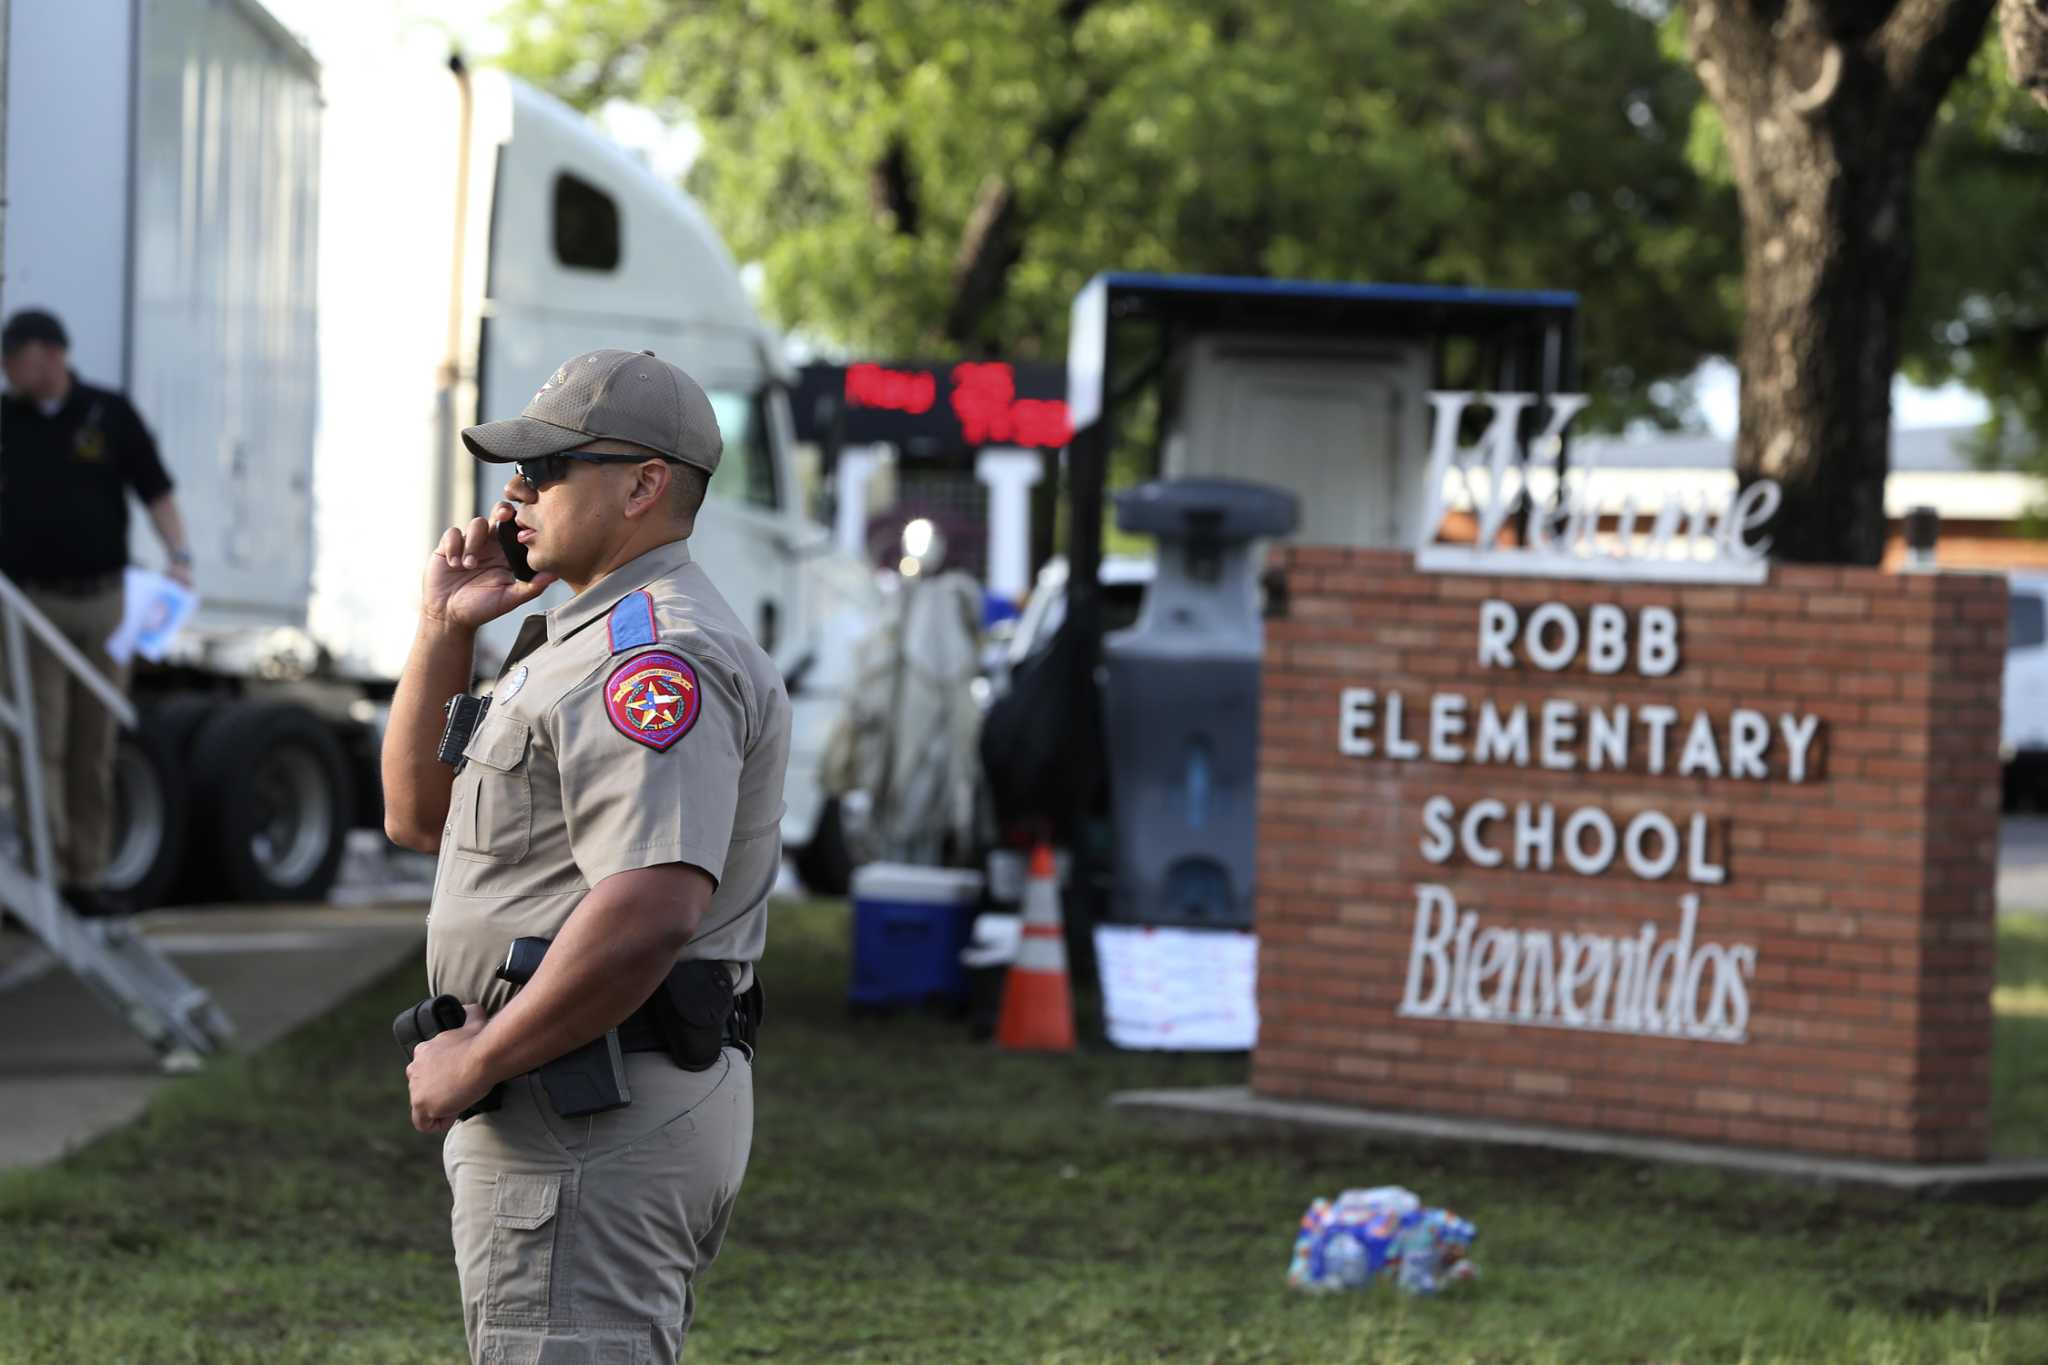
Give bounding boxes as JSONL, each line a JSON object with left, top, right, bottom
{"left": 425, "top": 538, "right": 790, "bottom": 1012}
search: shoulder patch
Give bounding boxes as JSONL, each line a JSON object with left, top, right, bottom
{"left": 603, "top": 650, "right": 700, "bottom": 751}
{"left": 607, "top": 590, "right": 658, "bottom": 653}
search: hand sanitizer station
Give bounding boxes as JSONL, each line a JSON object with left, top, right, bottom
{"left": 1100, "top": 478, "right": 1299, "bottom": 931}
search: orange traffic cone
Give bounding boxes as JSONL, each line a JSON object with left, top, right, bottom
{"left": 995, "top": 843, "right": 1076, "bottom": 1052}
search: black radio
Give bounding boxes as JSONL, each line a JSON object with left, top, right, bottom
{"left": 437, "top": 693, "right": 491, "bottom": 769}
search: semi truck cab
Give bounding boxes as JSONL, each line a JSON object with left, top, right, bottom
{"left": 10, "top": 1, "right": 870, "bottom": 909}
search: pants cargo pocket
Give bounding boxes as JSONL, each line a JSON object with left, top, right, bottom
{"left": 480, "top": 1326, "right": 649, "bottom": 1365}
{"left": 485, "top": 1171, "right": 563, "bottom": 1323}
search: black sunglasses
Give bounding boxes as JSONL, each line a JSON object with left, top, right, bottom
{"left": 514, "top": 452, "right": 681, "bottom": 493}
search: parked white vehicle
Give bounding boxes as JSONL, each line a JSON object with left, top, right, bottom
{"left": 5, "top": 0, "right": 873, "bottom": 906}
{"left": 316, "top": 51, "right": 874, "bottom": 889}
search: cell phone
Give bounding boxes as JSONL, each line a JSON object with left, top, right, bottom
{"left": 497, "top": 517, "right": 535, "bottom": 582}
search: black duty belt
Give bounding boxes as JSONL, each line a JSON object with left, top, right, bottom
{"left": 393, "top": 967, "right": 757, "bottom": 1122}
{"left": 614, "top": 978, "right": 761, "bottom": 1064}
{"left": 614, "top": 994, "right": 751, "bottom": 1054}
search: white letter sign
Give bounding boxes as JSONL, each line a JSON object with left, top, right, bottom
{"left": 1416, "top": 392, "right": 1778, "bottom": 584}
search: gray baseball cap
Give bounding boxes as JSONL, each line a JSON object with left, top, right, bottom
{"left": 461, "top": 348, "right": 723, "bottom": 475}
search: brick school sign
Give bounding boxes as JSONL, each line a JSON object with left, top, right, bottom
{"left": 1252, "top": 549, "right": 2005, "bottom": 1162}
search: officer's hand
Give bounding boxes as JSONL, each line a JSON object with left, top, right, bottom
{"left": 406, "top": 1002, "right": 491, "bottom": 1134}
{"left": 421, "top": 505, "right": 558, "bottom": 631}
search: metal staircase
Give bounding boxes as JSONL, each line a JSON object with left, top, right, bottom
{"left": 0, "top": 573, "right": 233, "bottom": 1068}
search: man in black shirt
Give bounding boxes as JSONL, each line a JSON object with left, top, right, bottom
{"left": 0, "top": 309, "right": 194, "bottom": 910}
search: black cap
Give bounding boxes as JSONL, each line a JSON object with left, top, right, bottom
{"left": 2, "top": 310, "right": 67, "bottom": 356}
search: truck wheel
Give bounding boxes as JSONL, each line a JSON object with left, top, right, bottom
{"left": 104, "top": 727, "right": 189, "bottom": 909}
{"left": 794, "top": 796, "right": 855, "bottom": 897}
{"left": 190, "top": 702, "right": 353, "bottom": 902}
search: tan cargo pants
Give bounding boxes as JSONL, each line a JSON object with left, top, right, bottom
{"left": 443, "top": 1047, "right": 754, "bottom": 1364}
{"left": 6, "top": 581, "right": 128, "bottom": 887}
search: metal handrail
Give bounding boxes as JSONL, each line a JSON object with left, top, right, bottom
{"left": 0, "top": 574, "right": 136, "bottom": 728}
{"left": 0, "top": 568, "right": 230, "bottom": 1061}
{"left": 0, "top": 570, "right": 127, "bottom": 900}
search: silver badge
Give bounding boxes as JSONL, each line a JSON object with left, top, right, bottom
{"left": 497, "top": 665, "right": 529, "bottom": 703}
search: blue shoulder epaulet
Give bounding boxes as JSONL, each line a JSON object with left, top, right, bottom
{"left": 607, "top": 590, "right": 658, "bottom": 654}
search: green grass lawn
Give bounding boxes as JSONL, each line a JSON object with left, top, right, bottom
{"left": 4, "top": 906, "right": 2048, "bottom": 1364}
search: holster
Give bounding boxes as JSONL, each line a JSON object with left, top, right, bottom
{"left": 496, "top": 936, "right": 632, "bottom": 1118}
{"left": 652, "top": 960, "right": 738, "bottom": 1071}
{"left": 531, "top": 1031, "right": 632, "bottom": 1117}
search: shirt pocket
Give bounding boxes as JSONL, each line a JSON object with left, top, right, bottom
{"left": 453, "top": 711, "right": 532, "bottom": 864}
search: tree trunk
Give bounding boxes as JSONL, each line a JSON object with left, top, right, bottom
{"left": 1686, "top": 1, "right": 1993, "bottom": 564}
{"left": 2003, "top": 0, "right": 2048, "bottom": 107}
{"left": 1728, "top": 116, "right": 1914, "bottom": 564}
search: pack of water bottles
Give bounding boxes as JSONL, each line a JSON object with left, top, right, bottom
{"left": 1284, "top": 1186, "right": 1478, "bottom": 1295}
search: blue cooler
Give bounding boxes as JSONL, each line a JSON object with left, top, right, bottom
{"left": 849, "top": 864, "right": 986, "bottom": 1008}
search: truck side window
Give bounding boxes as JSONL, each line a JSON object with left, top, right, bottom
{"left": 2013, "top": 593, "right": 2046, "bottom": 651}
{"left": 704, "top": 389, "right": 780, "bottom": 512}
{"left": 554, "top": 173, "right": 621, "bottom": 271}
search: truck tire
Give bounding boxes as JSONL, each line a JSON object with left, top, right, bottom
{"left": 141, "top": 695, "right": 221, "bottom": 759}
{"left": 104, "top": 727, "right": 189, "bottom": 909}
{"left": 794, "top": 796, "right": 855, "bottom": 897}
{"left": 104, "top": 696, "right": 220, "bottom": 909}
{"left": 189, "top": 702, "right": 353, "bottom": 903}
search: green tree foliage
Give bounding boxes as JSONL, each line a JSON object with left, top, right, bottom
{"left": 498, "top": 0, "right": 1740, "bottom": 429}
{"left": 1905, "top": 33, "right": 2048, "bottom": 467}
{"left": 1678, "top": 22, "right": 2048, "bottom": 469}
{"left": 501, "top": 2, "right": 2048, "bottom": 462}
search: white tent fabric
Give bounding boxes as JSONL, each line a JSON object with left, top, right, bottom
{"left": 821, "top": 571, "right": 983, "bottom": 865}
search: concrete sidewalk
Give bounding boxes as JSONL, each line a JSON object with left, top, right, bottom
{"left": 1113, "top": 1087, "right": 2048, "bottom": 1200}
{"left": 0, "top": 903, "right": 426, "bottom": 1170}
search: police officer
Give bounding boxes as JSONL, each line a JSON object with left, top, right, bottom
{"left": 382, "top": 348, "right": 790, "bottom": 1362}
{"left": 0, "top": 308, "right": 195, "bottom": 912}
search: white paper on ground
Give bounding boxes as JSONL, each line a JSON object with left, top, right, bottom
{"left": 106, "top": 567, "right": 198, "bottom": 666}
{"left": 1093, "top": 923, "right": 1259, "bottom": 1051}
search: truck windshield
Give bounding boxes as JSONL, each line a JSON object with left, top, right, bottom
{"left": 703, "top": 390, "right": 779, "bottom": 512}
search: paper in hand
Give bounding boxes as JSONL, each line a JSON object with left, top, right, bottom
{"left": 106, "top": 567, "right": 199, "bottom": 666}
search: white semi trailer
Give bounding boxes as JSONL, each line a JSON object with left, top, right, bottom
{"left": 6, "top": 0, "right": 871, "bottom": 910}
